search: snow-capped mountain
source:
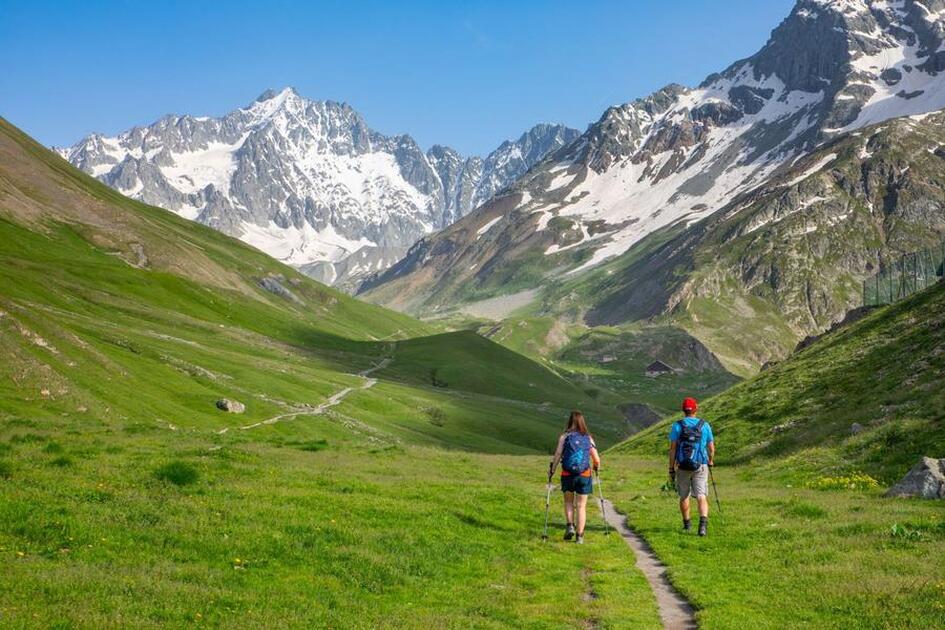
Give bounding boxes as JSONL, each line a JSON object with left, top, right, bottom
{"left": 59, "top": 88, "right": 578, "bottom": 289}
{"left": 361, "top": 0, "right": 945, "bottom": 311}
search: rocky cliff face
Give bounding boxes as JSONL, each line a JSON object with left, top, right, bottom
{"left": 578, "top": 112, "right": 945, "bottom": 371}
{"left": 361, "top": 0, "right": 945, "bottom": 315}
{"left": 59, "top": 88, "right": 578, "bottom": 290}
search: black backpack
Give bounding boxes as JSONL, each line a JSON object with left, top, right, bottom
{"left": 675, "top": 419, "right": 705, "bottom": 471}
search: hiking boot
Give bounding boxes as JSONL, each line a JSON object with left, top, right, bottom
{"left": 575, "top": 534, "right": 585, "bottom": 545}
{"left": 564, "top": 523, "right": 576, "bottom": 541}
{"left": 698, "top": 517, "right": 708, "bottom": 537}
{"left": 683, "top": 519, "right": 692, "bottom": 532}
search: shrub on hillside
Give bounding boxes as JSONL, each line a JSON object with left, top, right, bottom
{"left": 889, "top": 523, "right": 923, "bottom": 542}
{"left": 154, "top": 460, "right": 199, "bottom": 486}
{"left": 782, "top": 499, "right": 827, "bottom": 519}
{"left": 808, "top": 473, "right": 880, "bottom": 491}
{"left": 425, "top": 407, "right": 447, "bottom": 427}
{"left": 297, "top": 439, "right": 328, "bottom": 452}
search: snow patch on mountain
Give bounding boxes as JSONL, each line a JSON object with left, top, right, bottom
{"left": 534, "top": 69, "right": 827, "bottom": 272}
{"left": 785, "top": 153, "right": 839, "bottom": 186}
{"left": 360, "top": 0, "right": 945, "bottom": 311}
{"left": 241, "top": 220, "right": 375, "bottom": 267}
{"left": 60, "top": 88, "right": 578, "bottom": 290}
{"left": 476, "top": 216, "right": 503, "bottom": 238}
{"left": 497, "top": 0, "right": 945, "bottom": 273}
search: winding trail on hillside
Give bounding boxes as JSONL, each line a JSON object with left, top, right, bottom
{"left": 600, "top": 499, "right": 697, "bottom": 630}
{"left": 216, "top": 358, "right": 392, "bottom": 434}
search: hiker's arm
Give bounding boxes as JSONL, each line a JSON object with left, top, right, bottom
{"left": 668, "top": 441, "right": 677, "bottom": 474}
{"left": 708, "top": 440, "right": 715, "bottom": 466}
{"left": 590, "top": 447, "right": 601, "bottom": 471}
{"left": 549, "top": 435, "right": 564, "bottom": 477}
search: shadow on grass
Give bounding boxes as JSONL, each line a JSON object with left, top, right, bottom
{"left": 452, "top": 511, "right": 514, "bottom": 532}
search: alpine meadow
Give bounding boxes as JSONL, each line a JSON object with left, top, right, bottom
{"left": 3, "top": 1, "right": 945, "bottom": 629}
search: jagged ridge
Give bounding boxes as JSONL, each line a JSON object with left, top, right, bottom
{"left": 362, "top": 0, "right": 945, "bottom": 314}
{"left": 60, "top": 88, "right": 578, "bottom": 290}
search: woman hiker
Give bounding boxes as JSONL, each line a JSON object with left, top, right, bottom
{"left": 549, "top": 411, "right": 601, "bottom": 544}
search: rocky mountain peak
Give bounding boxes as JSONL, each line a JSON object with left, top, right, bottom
{"left": 62, "top": 89, "right": 578, "bottom": 291}
{"left": 361, "top": 0, "right": 945, "bottom": 316}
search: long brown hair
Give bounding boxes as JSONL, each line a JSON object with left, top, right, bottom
{"left": 565, "top": 410, "right": 589, "bottom": 435}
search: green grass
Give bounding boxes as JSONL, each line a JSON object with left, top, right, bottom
{"left": 2, "top": 111, "right": 944, "bottom": 627}
{"left": 552, "top": 325, "right": 740, "bottom": 416}
{"left": 154, "top": 460, "right": 200, "bottom": 486}
{"left": 0, "top": 116, "right": 664, "bottom": 627}
{"left": 0, "top": 111, "right": 624, "bottom": 453}
{"left": 0, "top": 416, "right": 661, "bottom": 628}
{"left": 383, "top": 330, "right": 628, "bottom": 445}
{"left": 599, "top": 279, "right": 945, "bottom": 627}
{"left": 672, "top": 287, "right": 801, "bottom": 377}
{"left": 466, "top": 316, "right": 739, "bottom": 426}
{"left": 605, "top": 457, "right": 945, "bottom": 629}
{"left": 619, "top": 279, "right": 945, "bottom": 483}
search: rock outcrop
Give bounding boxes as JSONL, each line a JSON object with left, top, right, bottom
{"left": 216, "top": 399, "right": 246, "bottom": 414}
{"left": 886, "top": 457, "right": 945, "bottom": 499}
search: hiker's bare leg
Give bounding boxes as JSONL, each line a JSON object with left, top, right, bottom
{"left": 564, "top": 491, "right": 575, "bottom": 524}
{"left": 679, "top": 496, "right": 691, "bottom": 521}
{"left": 576, "top": 494, "right": 589, "bottom": 534}
{"left": 697, "top": 496, "right": 709, "bottom": 518}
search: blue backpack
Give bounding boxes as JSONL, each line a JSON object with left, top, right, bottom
{"left": 561, "top": 432, "right": 592, "bottom": 475}
{"left": 675, "top": 419, "right": 705, "bottom": 471}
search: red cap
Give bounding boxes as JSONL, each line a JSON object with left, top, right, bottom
{"left": 682, "top": 397, "right": 698, "bottom": 413}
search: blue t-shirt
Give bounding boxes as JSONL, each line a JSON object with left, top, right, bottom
{"left": 668, "top": 417, "right": 714, "bottom": 465}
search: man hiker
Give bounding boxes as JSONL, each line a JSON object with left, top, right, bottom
{"left": 669, "top": 397, "right": 715, "bottom": 536}
{"left": 549, "top": 411, "right": 601, "bottom": 544}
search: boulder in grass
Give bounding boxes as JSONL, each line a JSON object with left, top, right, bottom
{"left": 259, "top": 275, "right": 303, "bottom": 305}
{"left": 850, "top": 423, "right": 864, "bottom": 435}
{"left": 216, "top": 399, "right": 245, "bottom": 414}
{"left": 885, "top": 457, "right": 945, "bottom": 499}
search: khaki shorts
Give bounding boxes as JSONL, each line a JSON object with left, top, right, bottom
{"left": 675, "top": 465, "right": 709, "bottom": 498}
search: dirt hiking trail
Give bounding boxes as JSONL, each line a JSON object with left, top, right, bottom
{"left": 601, "top": 499, "right": 697, "bottom": 630}
{"left": 216, "top": 358, "right": 392, "bottom": 434}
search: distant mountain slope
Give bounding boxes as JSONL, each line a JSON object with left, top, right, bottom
{"left": 615, "top": 278, "right": 945, "bottom": 481}
{"left": 362, "top": 0, "right": 945, "bottom": 313}
{"left": 564, "top": 111, "right": 945, "bottom": 372}
{"left": 59, "top": 88, "right": 578, "bottom": 290}
{"left": 0, "top": 117, "right": 624, "bottom": 451}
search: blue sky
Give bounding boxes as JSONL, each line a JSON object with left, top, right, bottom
{"left": 1, "top": 0, "right": 795, "bottom": 155}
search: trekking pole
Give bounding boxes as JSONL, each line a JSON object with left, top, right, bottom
{"left": 541, "top": 468, "right": 554, "bottom": 541}
{"left": 708, "top": 464, "right": 723, "bottom": 524}
{"left": 594, "top": 469, "right": 611, "bottom": 536}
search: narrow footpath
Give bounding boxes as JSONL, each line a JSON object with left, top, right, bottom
{"left": 600, "top": 499, "right": 697, "bottom": 630}
{"left": 216, "top": 357, "right": 392, "bottom": 434}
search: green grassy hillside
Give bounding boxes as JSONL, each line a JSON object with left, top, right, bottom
{"left": 580, "top": 114, "right": 945, "bottom": 373}
{"left": 0, "top": 117, "right": 625, "bottom": 451}
{"left": 617, "top": 278, "right": 945, "bottom": 483}
{"left": 602, "top": 281, "right": 945, "bottom": 629}
{"left": 0, "top": 117, "right": 666, "bottom": 627}
{"left": 466, "top": 315, "right": 739, "bottom": 427}
{"left": 605, "top": 458, "right": 945, "bottom": 630}
{"left": 1, "top": 411, "right": 661, "bottom": 628}
{"left": 4, "top": 112, "right": 943, "bottom": 628}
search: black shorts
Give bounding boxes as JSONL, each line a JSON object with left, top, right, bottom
{"left": 560, "top": 474, "right": 593, "bottom": 495}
